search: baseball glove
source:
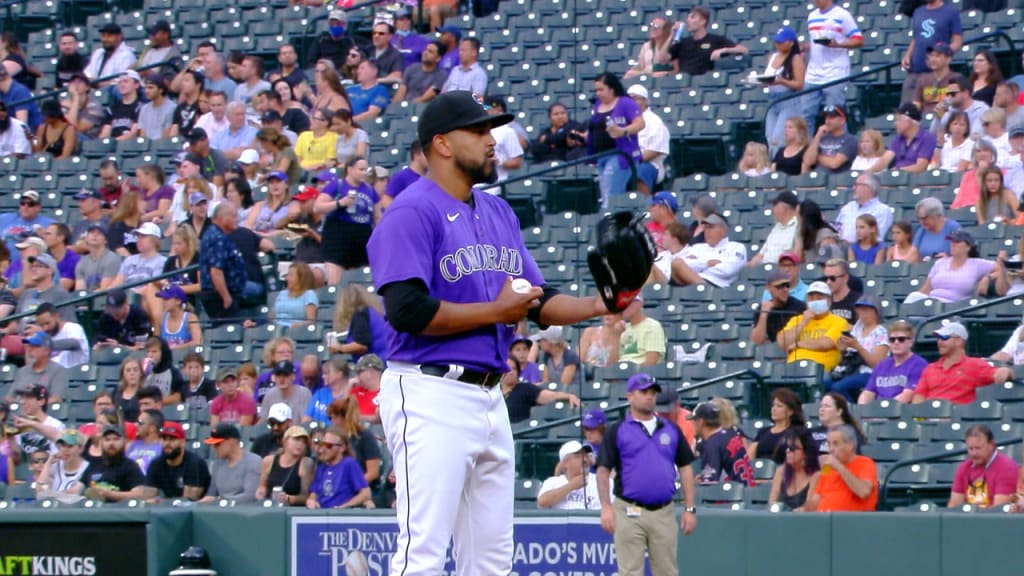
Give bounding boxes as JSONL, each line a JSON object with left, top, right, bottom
{"left": 587, "top": 211, "right": 656, "bottom": 313}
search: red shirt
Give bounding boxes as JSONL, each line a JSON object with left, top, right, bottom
{"left": 915, "top": 355, "right": 996, "bottom": 404}
{"left": 646, "top": 221, "right": 666, "bottom": 251}
{"left": 210, "top": 392, "right": 258, "bottom": 423}
{"left": 350, "top": 385, "right": 379, "bottom": 417}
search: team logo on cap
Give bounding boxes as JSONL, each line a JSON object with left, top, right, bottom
{"left": 471, "top": 93, "right": 487, "bottom": 110}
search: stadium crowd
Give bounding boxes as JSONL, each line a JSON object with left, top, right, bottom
{"left": 1, "top": 0, "right": 1024, "bottom": 513}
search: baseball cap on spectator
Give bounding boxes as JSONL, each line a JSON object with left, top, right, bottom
{"left": 56, "top": 429, "right": 82, "bottom": 446}
{"left": 927, "top": 42, "right": 953, "bottom": 56}
{"left": 854, "top": 293, "right": 881, "bottom": 313}
{"left": 160, "top": 422, "right": 185, "bottom": 439}
{"left": 823, "top": 104, "right": 846, "bottom": 119}
{"left": 702, "top": 213, "right": 727, "bottom": 227}
{"left": 101, "top": 424, "right": 125, "bottom": 437}
{"left": 267, "top": 403, "right": 293, "bottom": 423}
{"left": 1011, "top": 126, "right": 1024, "bottom": 138}
{"left": 766, "top": 268, "right": 791, "bottom": 286}
{"left": 947, "top": 229, "right": 976, "bottom": 247}
{"left": 188, "top": 192, "right": 209, "bottom": 206}
{"left": 293, "top": 186, "right": 319, "bottom": 202}
{"left": 260, "top": 110, "right": 282, "bottom": 124}
{"left": 779, "top": 252, "right": 801, "bottom": 265}
{"left": 558, "top": 440, "right": 592, "bottom": 461}
{"left": 655, "top": 387, "right": 679, "bottom": 411}
{"left": 237, "top": 149, "right": 260, "bottom": 164}
{"left": 581, "top": 409, "right": 606, "bottom": 429}
{"left": 28, "top": 253, "right": 58, "bottom": 270}
{"left": 216, "top": 367, "right": 238, "bottom": 382}
{"left": 771, "top": 191, "right": 799, "bottom": 207}
{"left": 395, "top": 7, "right": 411, "bottom": 18}
{"left": 328, "top": 9, "right": 348, "bottom": 22}
{"left": 87, "top": 223, "right": 108, "bottom": 237}
{"left": 649, "top": 191, "right": 678, "bottom": 212}
{"left": 355, "top": 354, "right": 384, "bottom": 372}
{"left": 99, "top": 22, "right": 122, "bottom": 35}
{"left": 135, "top": 221, "right": 162, "bottom": 238}
{"left": 283, "top": 425, "right": 310, "bottom": 440}
{"left": 691, "top": 194, "right": 718, "bottom": 215}
{"left": 807, "top": 280, "right": 831, "bottom": 297}
{"left": 686, "top": 401, "right": 721, "bottom": 422}
{"left": 272, "top": 360, "right": 295, "bottom": 376}
{"left": 17, "top": 384, "right": 49, "bottom": 401}
{"left": 69, "top": 71, "right": 90, "bottom": 84}
{"left": 74, "top": 188, "right": 103, "bottom": 200}
{"left": 186, "top": 127, "right": 209, "bottom": 143}
{"left": 934, "top": 321, "right": 968, "bottom": 340}
{"left": 774, "top": 26, "right": 797, "bottom": 43}
{"left": 266, "top": 171, "right": 288, "bottom": 182}
{"left": 121, "top": 69, "right": 142, "bottom": 83}
{"left": 437, "top": 25, "right": 462, "bottom": 41}
{"left": 530, "top": 326, "right": 564, "bottom": 342}
{"left": 626, "top": 372, "right": 659, "bottom": 393}
{"left": 22, "top": 332, "right": 52, "bottom": 347}
{"left": 895, "top": 102, "right": 922, "bottom": 122}
{"left": 626, "top": 84, "right": 649, "bottom": 100}
{"left": 418, "top": 91, "right": 513, "bottom": 147}
{"left": 106, "top": 288, "right": 128, "bottom": 309}
{"left": 312, "top": 169, "right": 337, "bottom": 184}
{"left": 15, "top": 236, "right": 46, "bottom": 251}
{"left": 20, "top": 190, "right": 41, "bottom": 204}
{"left": 148, "top": 20, "right": 171, "bottom": 35}
{"left": 204, "top": 423, "right": 241, "bottom": 444}
{"left": 171, "top": 151, "right": 189, "bottom": 165}
{"left": 510, "top": 335, "right": 531, "bottom": 348}
{"left": 157, "top": 284, "right": 188, "bottom": 302}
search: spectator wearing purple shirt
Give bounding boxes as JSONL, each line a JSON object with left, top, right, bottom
{"left": 436, "top": 26, "right": 461, "bottom": 74}
{"left": 582, "top": 72, "right": 645, "bottom": 206}
{"left": 391, "top": 9, "right": 431, "bottom": 68}
{"left": 306, "top": 428, "right": 370, "bottom": 509}
{"left": 382, "top": 140, "right": 427, "bottom": 209}
{"left": 859, "top": 320, "right": 927, "bottom": 404}
{"left": 870, "top": 103, "right": 936, "bottom": 173}
{"left": 44, "top": 223, "right": 80, "bottom": 292}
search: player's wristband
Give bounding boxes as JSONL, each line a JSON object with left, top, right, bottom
{"left": 683, "top": 506, "right": 697, "bottom": 514}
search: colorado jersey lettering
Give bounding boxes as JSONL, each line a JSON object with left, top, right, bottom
{"left": 439, "top": 243, "right": 524, "bottom": 282}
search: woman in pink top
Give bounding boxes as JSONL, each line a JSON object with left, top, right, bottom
{"left": 952, "top": 139, "right": 1001, "bottom": 210}
{"left": 909, "top": 229, "right": 994, "bottom": 303}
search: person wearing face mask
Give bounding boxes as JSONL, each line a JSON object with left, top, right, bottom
{"left": 306, "top": 10, "right": 357, "bottom": 69}
{"left": 777, "top": 281, "right": 850, "bottom": 373}
{"left": 390, "top": 9, "right": 430, "bottom": 68}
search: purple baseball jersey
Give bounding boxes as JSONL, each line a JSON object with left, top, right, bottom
{"left": 322, "top": 179, "right": 380, "bottom": 225}
{"left": 367, "top": 178, "right": 545, "bottom": 373}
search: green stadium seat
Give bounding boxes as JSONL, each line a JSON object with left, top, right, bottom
{"left": 872, "top": 420, "right": 923, "bottom": 442}
{"left": 903, "top": 400, "right": 953, "bottom": 421}
{"left": 514, "top": 478, "right": 542, "bottom": 503}
{"left": 861, "top": 441, "right": 913, "bottom": 462}
{"left": 92, "top": 346, "right": 131, "bottom": 366}
{"left": 857, "top": 399, "right": 904, "bottom": 422}
{"left": 953, "top": 400, "right": 1003, "bottom": 422}
{"left": 698, "top": 481, "right": 745, "bottom": 506}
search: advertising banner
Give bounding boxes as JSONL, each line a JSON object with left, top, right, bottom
{"left": 0, "top": 523, "right": 147, "bottom": 576}
{"left": 291, "top": 515, "right": 625, "bottom": 576}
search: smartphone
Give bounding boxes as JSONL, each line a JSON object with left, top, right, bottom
{"left": 842, "top": 331, "right": 854, "bottom": 338}
{"left": 1005, "top": 261, "right": 1023, "bottom": 270}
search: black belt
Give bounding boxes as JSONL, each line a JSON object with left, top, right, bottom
{"left": 619, "top": 496, "right": 672, "bottom": 511}
{"left": 420, "top": 364, "right": 503, "bottom": 388}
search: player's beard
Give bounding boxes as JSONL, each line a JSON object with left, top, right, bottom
{"left": 457, "top": 155, "right": 498, "bottom": 186}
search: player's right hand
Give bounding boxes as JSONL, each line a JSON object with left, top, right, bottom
{"left": 600, "top": 504, "right": 615, "bottom": 534}
{"left": 493, "top": 277, "right": 543, "bottom": 323}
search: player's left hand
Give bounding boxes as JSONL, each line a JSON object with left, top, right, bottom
{"left": 681, "top": 511, "right": 697, "bottom": 536}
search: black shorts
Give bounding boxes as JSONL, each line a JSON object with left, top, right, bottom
{"left": 322, "top": 218, "right": 372, "bottom": 269}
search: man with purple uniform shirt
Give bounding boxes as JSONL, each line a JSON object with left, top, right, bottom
{"left": 381, "top": 139, "right": 427, "bottom": 210}
{"left": 367, "top": 90, "right": 614, "bottom": 576}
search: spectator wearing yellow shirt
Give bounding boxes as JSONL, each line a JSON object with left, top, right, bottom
{"left": 777, "top": 281, "right": 849, "bottom": 372}
{"left": 295, "top": 108, "right": 339, "bottom": 171}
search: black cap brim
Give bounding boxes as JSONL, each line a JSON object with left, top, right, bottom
{"left": 421, "top": 112, "right": 515, "bottom": 146}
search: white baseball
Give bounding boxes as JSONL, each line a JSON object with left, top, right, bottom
{"left": 511, "top": 278, "right": 532, "bottom": 294}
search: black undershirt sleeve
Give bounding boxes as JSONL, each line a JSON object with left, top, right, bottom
{"left": 379, "top": 280, "right": 442, "bottom": 335}
{"left": 527, "top": 285, "right": 561, "bottom": 327}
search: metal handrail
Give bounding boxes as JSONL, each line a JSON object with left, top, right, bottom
{"left": 512, "top": 368, "right": 765, "bottom": 439}
{"left": 7, "top": 59, "right": 177, "bottom": 109}
{"left": 763, "top": 30, "right": 1017, "bottom": 122}
{"left": 878, "top": 436, "right": 1023, "bottom": 510}
{"left": 0, "top": 264, "right": 199, "bottom": 326}
{"left": 909, "top": 292, "right": 1024, "bottom": 350}
{"left": 496, "top": 149, "right": 638, "bottom": 197}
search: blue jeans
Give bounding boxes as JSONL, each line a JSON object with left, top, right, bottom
{"left": 636, "top": 162, "right": 659, "bottom": 193}
{"left": 243, "top": 281, "right": 264, "bottom": 300}
{"left": 824, "top": 372, "right": 870, "bottom": 402}
{"left": 597, "top": 155, "right": 631, "bottom": 207}
{"left": 801, "top": 83, "right": 847, "bottom": 133}
{"left": 765, "top": 92, "right": 801, "bottom": 158}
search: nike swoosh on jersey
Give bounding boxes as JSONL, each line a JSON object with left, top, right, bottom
{"left": 447, "top": 212, "right": 460, "bottom": 222}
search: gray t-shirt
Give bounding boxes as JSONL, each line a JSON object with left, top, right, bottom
{"left": 137, "top": 98, "right": 177, "bottom": 139}
{"left": 70, "top": 217, "right": 111, "bottom": 244}
{"left": 816, "top": 132, "right": 858, "bottom": 173}
{"left": 16, "top": 284, "right": 75, "bottom": 329}
{"left": 233, "top": 80, "right": 271, "bottom": 107}
{"left": 75, "top": 249, "right": 122, "bottom": 291}
{"left": 259, "top": 385, "right": 312, "bottom": 424}
{"left": 204, "top": 77, "right": 237, "bottom": 100}
{"left": 118, "top": 253, "right": 167, "bottom": 285}
{"left": 401, "top": 65, "right": 446, "bottom": 100}
{"left": 208, "top": 451, "right": 262, "bottom": 502}
{"left": 8, "top": 361, "right": 69, "bottom": 401}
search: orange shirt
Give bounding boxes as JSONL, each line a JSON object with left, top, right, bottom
{"left": 815, "top": 455, "right": 878, "bottom": 512}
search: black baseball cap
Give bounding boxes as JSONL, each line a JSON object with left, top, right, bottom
{"left": 417, "top": 91, "right": 513, "bottom": 146}
{"left": 99, "top": 22, "right": 122, "bottom": 35}
{"left": 204, "top": 423, "right": 241, "bottom": 444}
{"left": 187, "top": 127, "right": 208, "bottom": 143}
{"left": 771, "top": 191, "right": 799, "bottom": 207}
{"left": 261, "top": 110, "right": 282, "bottom": 123}
{"left": 895, "top": 102, "right": 922, "bottom": 122}
{"left": 105, "top": 288, "right": 128, "bottom": 308}
{"left": 148, "top": 20, "right": 171, "bottom": 35}
{"left": 272, "top": 360, "right": 295, "bottom": 376}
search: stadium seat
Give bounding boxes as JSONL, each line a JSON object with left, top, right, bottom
{"left": 514, "top": 478, "right": 542, "bottom": 504}
{"left": 871, "top": 421, "right": 923, "bottom": 443}
{"left": 953, "top": 400, "right": 1003, "bottom": 422}
{"left": 698, "top": 482, "right": 745, "bottom": 507}
{"left": 903, "top": 400, "right": 953, "bottom": 421}
{"left": 751, "top": 458, "right": 776, "bottom": 482}
{"left": 861, "top": 441, "right": 913, "bottom": 463}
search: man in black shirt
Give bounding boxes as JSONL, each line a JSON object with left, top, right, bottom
{"left": 227, "top": 224, "right": 275, "bottom": 303}
{"left": 250, "top": 403, "right": 291, "bottom": 458}
{"left": 169, "top": 70, "right": 203, "bottom": 138}
{"left": 76, "top": 425, "right": 146, "bottom": 502}
{"left": 751, "top": 269, "right": 807, "bottom": 345}
{"left": 823, "top": 258, "right": 861, "bottom": 323}
{"left": 144, "top": 422, "right": 211, "bottom": 500}
{"left": 55, "top": 32, "right": 85, "bottom": 88}
{"left": 690, "top": 402, "right": 755, "bottom": 485}
{"left": 101, "top": 70, "right": 143, "bottom": 140}
{"left": 669, "top": 6, "right": 747, "bottom": 76}
{"left": 94, "top": 288, "right": 152, "bottom": 349}
{"left": 186, "top": 127, "right": 228, "bottom": 189}
{"left": 500, "top": 353, "right": 580, "bottom": 424}
{"left": 306, "top": 10, "right": 357, "bottom": 69}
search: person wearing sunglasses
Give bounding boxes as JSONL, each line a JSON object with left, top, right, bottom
{"left": 912, "top": 321, "right": 1014, "bottom": 405}
{"left": 858, "top": 320, "right": 927, "bottom": 404}
{"left": 0, "top": 190, "right": 54, "bottom": 257}
{"left": 768, "top": 428, "right": 820, "bottom": 511}
{"left": 752, "top": 268, "right": 807, "bottom": 346}
{"left": 625, "top": 15, "right": 675, "bottom": 79}
{"left": 669, "top": 213, "right": 747, "bottom": 288}
{"left": 306, "top": 427, "right": 370, "bottom": 509}
{"left": 931, "top": 76, "right": 988, "bottom": 140}
{"left": 820, "top": 257, "right": 861, "bottom": 323}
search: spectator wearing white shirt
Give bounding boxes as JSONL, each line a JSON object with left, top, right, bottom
{"left": 980, "top": 107, "right": 1020, "bottom": 170}
{"left": 750, "top": 191, "right": 800, "bottom": 266}
{"left": 83, "top": 23, "right": 136, "bottom": 85}
{"left": 442, "top": 38, "right": 487, "bottom": 95}
{"left": 651, "top": 222, "right": 690, "bottom": 284}
{"left": 669, "top": 213, "right": 747, "bottom": 287}
{"left": 627, "top": 85, "right": 670, "bottom": 195}
{"left": 481, "top": 105, "right": 523, "bottom": 195}
{"left": 194, "top": 90, "right": 230, "bottom": 141}
{"left": 931, "top": 110, "right": 974, "bottom": 173}
{"left": 33, "top": 303, "right": 89, "bottom": 369}
{"left": 537, "top": 441, "right": 600, "bottom": 510}
{"left": 0, "top": 101, "right": 30, "bottom": 158}
{"left": 801, "top": 0, "right": 863, "bottom": 132}
{"left": 1003, "top": 128, "right": 1024, "bottom": 198}
{"left": 834, "top": 173, "right": 893, "bottom": 245}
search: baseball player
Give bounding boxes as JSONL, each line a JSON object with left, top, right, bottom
{"left": 366, "top": 90, "right": 653, "bottom": 575}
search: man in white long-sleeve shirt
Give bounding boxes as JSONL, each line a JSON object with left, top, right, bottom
{"left": 84, "top": 23, "right": 136, "bottom": 85}
{"left": 670, "top": 213, "right": 747, "bottom": 287}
